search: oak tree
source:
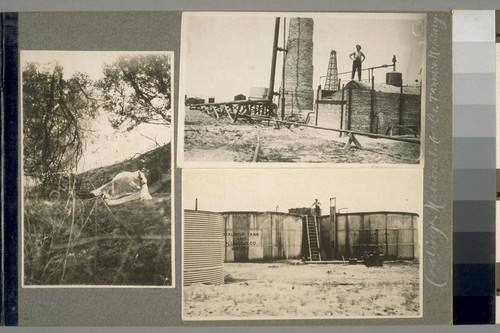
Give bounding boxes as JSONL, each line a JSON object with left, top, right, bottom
{"left": 99, "top": 54, "right": 171, "bottom": 131}
{"left": 23, "top": 62, "right": 99, "bottom": 187}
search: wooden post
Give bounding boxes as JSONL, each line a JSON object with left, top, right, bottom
{"left": 340, "top": 83, "right": 345, "bottom": 137}
{"left": 315, "top": 100, "right": 319, "bottom": 126}
{"left": 370, "top": 75, "right": 375, "bottom": 133}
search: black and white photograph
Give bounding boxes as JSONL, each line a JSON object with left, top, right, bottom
{"left": 179, "top": 12, "right": 426, "bottom": 166}
{"left": 183, "top": 168, "right": 422, "bottom": 319}
{"left": 21, "top": 51, "right": 174, "bottom": 287}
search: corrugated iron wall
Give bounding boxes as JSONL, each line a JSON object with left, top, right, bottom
{"left": 319, "top": 212, "right": 419, "bottom": 260}
{"left": 184, "top": 210, "right": 224, "bottom": 286}
{"left": 224, "top": 212, "right": 303, "bottom": 262}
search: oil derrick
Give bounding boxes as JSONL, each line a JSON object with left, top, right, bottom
{"left": 324, "top": 50, "right": 339, "bottom": 91}
{"left": 284, "top": 18, "right": 314, "bottom": 113}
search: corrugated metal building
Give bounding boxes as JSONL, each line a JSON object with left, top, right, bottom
{"left": 223, "top": 212, "right": 303, "bottom": 262}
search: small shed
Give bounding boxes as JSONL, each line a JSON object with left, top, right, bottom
{"left": 234, "top": 94, "right": 246, "bottom": 101}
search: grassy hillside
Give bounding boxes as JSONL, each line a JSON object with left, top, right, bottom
{"left": 24, "top": 144, "right": 172, "bottom": 286}
{"left": 76, "top": 143, "right": 171, "bottom": 196}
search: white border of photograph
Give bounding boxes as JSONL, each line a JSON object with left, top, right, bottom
{"left": 178, "top": 11, "right": 427, "bottom": 169}
{"left": 181, "top": 167, "right": 423, "bottom": 320}
{"left": 19, "top": 50, "right": 176, "bottom": 289}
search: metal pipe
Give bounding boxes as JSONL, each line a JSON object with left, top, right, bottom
{"left": 280, "top": 17, "right": 286, "bottom": 119}
{"left": 268, "top": 17, "right": 280, "bottom": 101}
{"left": 252, "top": 133, "right": 260, "bottom": 162}
{"left": 338, "top": 63, "right": 393, "bottom": 76}
{"left": 250, "top": 115, "right": 421, "bottom": 144}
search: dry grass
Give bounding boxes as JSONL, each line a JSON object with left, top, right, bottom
{"left": 23, "top": 145, "right": 172, "bottom": 286}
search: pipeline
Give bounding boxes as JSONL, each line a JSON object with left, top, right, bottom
{"left": 252, "top": 133, "right": 261, "bottom": 162}
{"left": 250, "top": 116, "right": 420, "bottom": 144}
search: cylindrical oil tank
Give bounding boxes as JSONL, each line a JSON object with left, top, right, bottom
{"left": 322, "top": 211, "right": 418, "bottom": 260}
{"left": 184, "top": 210, "right": 224, "bottom": 286}
{"left": 223, "top": 211, "right": 303, "bottom": 262}
{"left": 386, "top": 72, "right": 403, "bottom": 87}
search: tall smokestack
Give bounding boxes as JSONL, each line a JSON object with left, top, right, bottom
{"left": 284, "top": 18, "right": 314, "bottom": 113}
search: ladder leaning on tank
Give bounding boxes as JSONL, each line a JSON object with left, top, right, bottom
{"left": 305, "top": 215, "right": 322, "bottom": 261}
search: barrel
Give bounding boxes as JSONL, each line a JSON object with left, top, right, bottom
{"left": 184, "top": 210, "right": 224, "bottom": 286}
{"left": 386, "top": 72, "right": 403, "bottom": 87}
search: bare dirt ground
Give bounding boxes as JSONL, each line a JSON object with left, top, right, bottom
{"left": 183, "top": 107, "right": 421, "bottom": 164}
{"left": 184, "top": 261, "right": 420, "bottom": 319}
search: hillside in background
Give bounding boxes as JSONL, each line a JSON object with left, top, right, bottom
{"left": 24, "top": 143, "right": 172, "bottom": 286}
{"left": 76, "top": 143, "right": 171, "bottom": 196}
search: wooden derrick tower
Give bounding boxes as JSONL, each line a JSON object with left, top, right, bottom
{"left": 324, "top": 50, "right": 339, "bottom": 91}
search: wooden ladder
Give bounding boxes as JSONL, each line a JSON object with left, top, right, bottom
{"left": 306, "top": 215, "right": 322, "bottom": 261}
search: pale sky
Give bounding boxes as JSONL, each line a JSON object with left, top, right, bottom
{"left": 181, "top": 12, "right": 426, "bottom": 102}
{"left": 21, "top": 50, "right": 172, "bottom": 172}
{"left": 183, "top": 168, "right": 423, "bottom": 216}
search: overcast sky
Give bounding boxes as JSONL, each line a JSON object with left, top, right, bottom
{"left": 183, "top": 168, "right": 423, "bottom": 216}
{"left": 181, "top": 12, "right": 426, "bottom": 102}
{"left": 21, "top": 50, "right": 172, "bottom": 172}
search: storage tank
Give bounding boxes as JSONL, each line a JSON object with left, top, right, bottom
{"left": 223, "top": 211, "right": 303, "bottom": 262}
{"left": 318, "top": 211, "right": 419, "bottom": 260}
{"left": 386, "top": 72, "right": 403, "bottom": 87}
{"left": 184, "top": 210, "right": 224, "bottom": 285}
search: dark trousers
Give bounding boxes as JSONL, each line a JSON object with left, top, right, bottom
{"left": 351, "top": 59, "right": 362, "bottom": 81}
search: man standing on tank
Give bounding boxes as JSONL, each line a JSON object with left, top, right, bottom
{"left": 350, "top": 44, "right": 366, "bottom": 81}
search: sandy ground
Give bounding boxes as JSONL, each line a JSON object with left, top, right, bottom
{"left": 184, "top": 261, "right": 420, "bottom": 319}
{"left": 183, "top": 107, "right": 421, "bottom": 164}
